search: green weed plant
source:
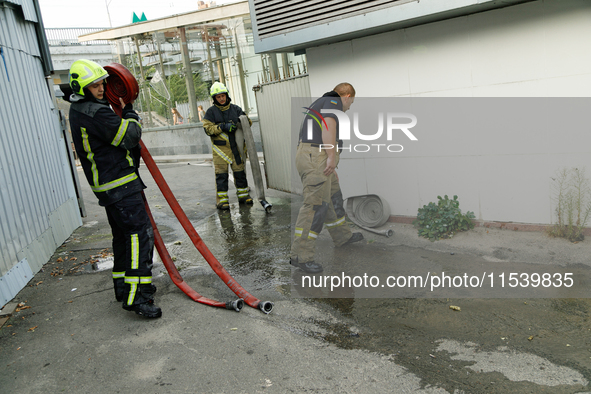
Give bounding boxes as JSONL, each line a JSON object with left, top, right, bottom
{"left": 414, "top": 195, "right": 475, "bottom": 241}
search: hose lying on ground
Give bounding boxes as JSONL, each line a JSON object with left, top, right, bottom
{"left": 345, "top": 195, "right": 394, "bottom": 237}
{"left": 142, "top": 192, "right": 243, "bottom": 312}
{"left": 140, "top": 141, "right": 274, "bottom": 314}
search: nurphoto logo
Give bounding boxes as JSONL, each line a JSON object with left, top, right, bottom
{"left": 304, "top": 109, "right": 418, "bottom": 153}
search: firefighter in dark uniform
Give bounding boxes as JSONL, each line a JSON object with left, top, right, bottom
{"left": 291, "top": 83, "right": 364, "bottom": 273}
{"left": 202, "top": 82, "right": 253, "bottom": 210}
{"left": 68, "top": 59, "right": 161, "bottom": 318}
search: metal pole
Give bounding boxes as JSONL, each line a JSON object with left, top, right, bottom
{"left": 134, "top": 36, "right": 153, "bottom": 126}
{"left": 213, "top": 29, "right": 226, "bottom": 85}
{"left": 233, "top": 27, "right": 249, "bottom": 113}
{"left": 203, "top": 28, "right": 215, "bottom": 82}
{"left": 179, "top": 27, "right": 199, "bottom": 123}
{"left": 155, "top": 35, "right": 173, "bottom": 125}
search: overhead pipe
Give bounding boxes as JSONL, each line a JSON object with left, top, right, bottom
{"left": 142, "top": 192, "right": 243, "bottom": 312}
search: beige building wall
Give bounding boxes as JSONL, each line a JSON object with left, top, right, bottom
{"left": 304, "top": 0, "right": 591, "bottom": 225}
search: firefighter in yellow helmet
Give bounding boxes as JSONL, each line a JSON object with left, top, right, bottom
{"left": 68, "top": 59, "right": 161, "bottom": 318}
{"left": 202, "top": 82, "right": 253, "bottom": 209}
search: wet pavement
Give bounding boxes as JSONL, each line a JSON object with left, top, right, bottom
{"left": 1, "top": 160, "right": 591, "bottom": 393}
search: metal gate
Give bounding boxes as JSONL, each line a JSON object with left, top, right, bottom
{"left": 253, "top": 74, "right": 310, "bottom": 194}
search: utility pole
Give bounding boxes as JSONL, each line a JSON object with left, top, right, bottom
{"left": 105, "top": 0, "right": 113, "bottom": 28}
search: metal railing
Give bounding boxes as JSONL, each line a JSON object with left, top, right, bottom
{"left": 45, "top": 28, "right": 111, "bottom": 46}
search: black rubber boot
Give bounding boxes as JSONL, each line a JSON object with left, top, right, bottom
{"left": 122, "top": 284, "right": 161, "bottom": 318}
{"left": 113, "top": 278, "right": 125, "bottom": 302}
{"left": 344, "top": 232, "right": 364, "bottom": 245}
{"left": 123, "top": 299, "right": 162, "bottom": 318}
{"left": 290, "top": 257, "right": 323, "bottom": 273}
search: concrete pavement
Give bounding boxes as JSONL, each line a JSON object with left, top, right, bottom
{"left": 1, "top": 158, "right": 590, "bottom": 393}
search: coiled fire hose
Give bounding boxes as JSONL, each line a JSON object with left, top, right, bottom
{"left": 345, "top": 195, "right": 394, "bottom": 237}
{"left": 142, "top": 192, "right": 243, "bottom": 311}
{"left": 105, "top": 63, "right": 273, "bottom": 314}
{"left": 104, "top": 63, "right": 139, "bottom": 116}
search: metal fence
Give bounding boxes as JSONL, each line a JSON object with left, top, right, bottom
{"left": 45, "top": 28, "right": 111, "bottom": 46}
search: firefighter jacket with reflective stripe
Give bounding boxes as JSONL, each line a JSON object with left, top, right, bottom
{"left": 202, "top": 99, "right": 251, "bottom": 165}
{"left": 69, "top": 100, "right": 145, "bottom": 206}
{"left": 299, "top": 91, "right": 343, "bottom": 144}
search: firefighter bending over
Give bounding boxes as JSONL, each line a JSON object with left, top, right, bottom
{"left": 291, "top": 83, "right": 364, "bottom": 274}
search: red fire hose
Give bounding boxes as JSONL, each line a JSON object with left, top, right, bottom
{"left": 105, "top": 63, "right": 273, "bottom": 314}
{"left": 142, "top": 192, "right": 243, "bottom": 311}
{"left": 139, "top": 141, "right": 274, "bottom": 314}
{"left": 104, "top": 63, "right": 139, "bottom": 116}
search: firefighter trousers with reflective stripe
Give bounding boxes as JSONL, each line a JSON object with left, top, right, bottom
{"left": 213, "top": 146, "right": 249, "bottom": 205}
{"left": 105, "top": 192, "right": 156, "bottom": 306}
{"left": 291, "top": 143, "right": 352, "bottom": 263}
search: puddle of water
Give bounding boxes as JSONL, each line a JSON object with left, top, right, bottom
{"left": 145, "top": 196, "right": 591, "bottom": 392}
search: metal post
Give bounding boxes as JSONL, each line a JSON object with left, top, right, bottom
{"left": 233, "top": 27, "right": 249, "bottom": 113}
{"left": 178, "top": 27, "right": 199, "bottom": 123}
{"left": 203, "top": 28, "right": 215, "bottom": 82}
{"left": 155, "top": 35, "right": 173, "bottom": 125}
{"left": 268, "top": 54, "right": 279, "bottom": 81}
{"left": 134, "top": 36, "right": 153, "bottom": 126}
{"left": 213, "top": 29, "right": 226, "bottom": 85}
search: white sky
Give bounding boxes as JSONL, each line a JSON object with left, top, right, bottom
{"left": 39, "top": 0, "right": 237, "bottom": 29}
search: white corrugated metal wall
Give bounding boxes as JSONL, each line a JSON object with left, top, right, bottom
{"left": 0, "top": 0, "right": 82, "bottom": 307}
{"left": 253, "top": 75, "right": 310, "bottom": 194}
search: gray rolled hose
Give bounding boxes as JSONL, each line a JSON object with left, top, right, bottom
{"left": 238, "top": 115, "right": 272, "bottom": 213}
{"left": 345, "top": 195, "right": 394, "bottom": 237}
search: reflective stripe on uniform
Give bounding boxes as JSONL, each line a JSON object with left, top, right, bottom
{"left": 125, "top": 277, "right": 139, "bottom": 305}
{"left": 294, "top": 228, "right": 303, "bottom": 237}
{"left": 81, "top": 127, "right": 99, "bottom": 187}
{"left": 212, "top": 145, "right": 233, "bottom": 164}
{"left": 90, "top": 172, "right": 138, "bottom": 192}
{"left": 139, "top": 277, "right": 152, "bottom": 284}
{"left": 131, "top": 234, "right": 139, "bottom": 269}
{"left": 219, "top": 132, "right": 229, "bottom": 142}
{"left": 326, "top": 216, "right": 346, "bottom": 228}
{"left": 125, "top": 151, "right": 134, "bottom": 167}
{"left": 236, "top": 187, "right": 249, "bottom": 198}
{"left": 111, "top": 118, "right": 141, "bottom": 147}
{"left": 112, "top": 271, "right": 125, "bottom": 279}
{"left": 217, "top": 191, "right": 229, "bottom": 203}
{"left": 308, "top": 230, "right": 318, "bottom": 240}
{"left": 82, "top": 127, "right": 139, "bottom": 193}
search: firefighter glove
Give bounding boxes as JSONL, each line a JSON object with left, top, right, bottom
{"left": 220, "top": 122, "right": 237, "bottom": 133}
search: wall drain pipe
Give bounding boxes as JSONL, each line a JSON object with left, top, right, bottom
{"left": 345, "top": 195, "right": 394, "bottom": 237}
{"left": 142, "top": 192, "right": 243, "bottom": 311}
{"left": 140, "top": 141, "right": 274, "bottom": 314}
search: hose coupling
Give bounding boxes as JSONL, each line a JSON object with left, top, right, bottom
{"left": 260, "top": 200, "right": 272, "bottom": 213}
{"left": 226, "top": 299, "right": 244, "bottom": 312}
{"left": 258, "top": 301, "right": 274, "bottom": 314}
